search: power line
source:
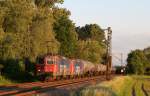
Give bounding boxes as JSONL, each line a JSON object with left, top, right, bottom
{"left": 112, "top": 53, "right": 124, "bottom": 66}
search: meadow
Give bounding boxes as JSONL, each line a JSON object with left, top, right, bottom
{"left": 73, "top": 76, "right": 150, "bottom": 96}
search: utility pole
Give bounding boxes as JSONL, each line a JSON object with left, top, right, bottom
{"left": 120, "top": 53, "right": 126, "bottom": 75}
{"left": 103, "top": 27, "right": 112, "bottom": 80}
{"left": 113, "top": 53, "right": 123, "bottom": 66}
{"left": 121, "top": 53, "right": 123, "bottom": 67}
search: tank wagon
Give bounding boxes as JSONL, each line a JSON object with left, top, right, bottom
{"left": 36, "top": 55, "right": 107, "bottom": 81}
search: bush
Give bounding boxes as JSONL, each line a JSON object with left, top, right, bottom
{"left": 0, "top": 75, "right": 13, "bottom": 85}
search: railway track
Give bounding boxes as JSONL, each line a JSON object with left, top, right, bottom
{"left": 0, "top": 75, "right": 110, "bottom": 96}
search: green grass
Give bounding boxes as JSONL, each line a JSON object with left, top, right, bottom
{"left": 73, "top": 76, "right": 132, "bottom": 96}
{"left": 0, "top": 75, "right": 14, "bottom": 85}
{"left": 73, "top": 76, "right": 150, "bottom": 96}
{"left": 132, "top": 75, "right": 150, "bottom": 96}
{"left": 118, "top": 75, "right": 150, "bottom": 96}
{"left": 134, "top": 80, "right": 145, "bottom": 96}
{"left": 142, "top": 77, "right": 150, "bottom": 96}
{"left": 116, "top": 76, "right": 133, "bottom": 96}
{"left": 100, "top": 76, "right": 134, "bottom": 96}
{"left": 144, "top": 80, "right": 150, "bottom": 90}
{"left": 73, "top": 86, "right": 116, "bottom": 96}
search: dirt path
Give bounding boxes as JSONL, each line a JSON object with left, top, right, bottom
{"left": 132, "top": 84, "right": 136, "bottom": 96}
{"left": 141, "top": 83, "right": 148, "bottom": 96}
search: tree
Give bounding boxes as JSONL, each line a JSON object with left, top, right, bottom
{"left": 144, "top": 47, "right": 150, "bottom": 61}
{"left": 0, "top": 0, "right": 36, "bottom": 79}
{"left": 34, "top": 0, "right": 64, "bottom": 7}
{"left": 76, "top": 24, "right": 105, "bottom": 46}
{"left": 143, "top": 47, "right": 150, "bottom": 74}
{"left": 0, "top": 6, "right": 5, "bottom": 59}
{"left": 127, "top": 50, "right": 149, "bottom": 74}
{"left": 76, "top": 24, "right": 106, "bottom": 64}
{"left": 30, "top": 7, "right": 60, "bottom": 61}
{"left": 0, "top": 0, "right": 60, "bottom": 60}
{"left": 0, "top": 7, "right": 5, "bottom": 41}
{"left": 77, "top": 40, "right": 106, "bottom": 63}
{"left": 53, "top": 8, "right": 78, "bottom": 58}
{"left": 1, "top": 0, "right": 35, "bottom": 59}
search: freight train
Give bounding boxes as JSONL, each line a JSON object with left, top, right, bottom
{"left": 35, "top": 55, "right": 108, "bottom": 81}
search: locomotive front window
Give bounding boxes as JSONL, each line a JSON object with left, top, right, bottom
{"left": 47, "top": 60, "right": 54, "bottom": 64}
{"left": 37, "top": 57, "right": 44, "bottom": 64}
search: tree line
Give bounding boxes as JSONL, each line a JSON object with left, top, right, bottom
{"left": 0, "top": 0, "right": 106, "bottom": 81}
{"left": 127, "top": 47, "right": 150, "bottom": 75}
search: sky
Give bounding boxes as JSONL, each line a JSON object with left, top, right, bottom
{"left": 59, "top": 0, "right": 150, "bottom": 65}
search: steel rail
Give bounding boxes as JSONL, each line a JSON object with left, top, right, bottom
{"left": 0, "top": 75, "right": 109, "bottom": 96}
{"left": 15, "top": 76, "right": 107, "bottom": 96}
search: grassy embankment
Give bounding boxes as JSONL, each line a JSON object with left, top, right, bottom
{"left": 133, "top": 76, "right": 150, "bottom": 96}
{"left": 0, "top": 75, "right": 14, "bottom": 85}
{"left": 73, "top": 76, "right": 150, "bottom": 96}
{"left": 73, "top": 76, "right": 133, "bottom": 96}
{"left": 143, "top": 79, "right": 150, "bottom": 96}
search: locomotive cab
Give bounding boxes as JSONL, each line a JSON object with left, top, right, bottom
{"left": 36, "top": 55, "right": 57, "bottom": 76}
{"left": 45, "top": 56, "right": 56, "bottom": 72}
{"left": 36, "top": 57, "right": 44, "bottom": 74}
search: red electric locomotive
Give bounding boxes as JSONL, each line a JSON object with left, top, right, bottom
{"left": 36, "top": 55, "right": 75, "bottom": 80}
{"left": 35, "top": 55, "right": 107, "bottom": 81}
{"left": 36, "top": 55, "right": 58, "bottom": 76}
